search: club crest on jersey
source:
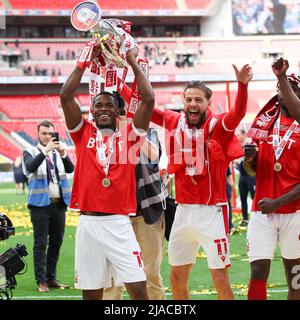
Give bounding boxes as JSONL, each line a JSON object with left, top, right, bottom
{"left": 257, "top": 114, "right": 272, "bottom": 128}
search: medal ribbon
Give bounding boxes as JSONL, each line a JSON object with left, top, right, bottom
{"left": 96, "top": 128, "right": 120, "bottom": 176}
{"left": 88, "top": 61, "right": 102, "bottom": 122}
{"left": 272, "top": 114, "right": 298, "bottom": 161}
{"left": 175, "top": 113, "right": 204, "bottom": 177}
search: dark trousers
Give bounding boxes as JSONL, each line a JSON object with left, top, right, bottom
{"left": 238, "top": 175, "right": 256, "bottom": 221}
{"left": 29, "top": 202, "right": 66, "bottom": 284}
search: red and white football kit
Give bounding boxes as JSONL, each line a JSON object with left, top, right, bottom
{"left": 247, "top": 114, "right": 300, "bottom": 262}
{"left": 69, "top": 119, "right": 145, "bottom": 214}
{"left": 70, "top": 119, "right": 147, "bottom": 289}
{"left": 150, "top": 82, "right": 248, "bottom": 269}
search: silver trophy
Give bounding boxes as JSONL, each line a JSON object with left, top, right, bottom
{"left": 71, "top": 1, "right": 136, "bottom": 68}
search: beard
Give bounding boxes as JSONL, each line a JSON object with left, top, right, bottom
{"left": 186, "top": 111, "right": 206, "bottom": 127}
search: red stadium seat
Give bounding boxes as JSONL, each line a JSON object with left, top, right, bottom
{"left": 8, "top": 0, "right": 214, "bottom": 10}
{"left": 0, "top": 96, "right": 61, "bottom": 119}
{"left": 0, "top": 133, "right": 22, "bottom": 161}
{"left": 9, "top": 0, "right": 80, "bottom": 9}
{"left": 185, "top": 0, "right": 213, "bottom": 9}
{"left": 9, "top": 0, "right": 178, "bottom": 10}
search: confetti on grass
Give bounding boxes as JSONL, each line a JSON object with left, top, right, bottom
{"left": 0, "top": 204, "right": 79, "bottom": 229}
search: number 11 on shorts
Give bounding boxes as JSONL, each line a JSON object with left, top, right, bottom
{"left": 133, "top": 251, "right": 143, "bottom": 267}
{"left": 214, "top": 238, "right": 228, "bottom": 262}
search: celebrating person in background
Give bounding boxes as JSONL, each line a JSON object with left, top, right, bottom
{"left": 245, "top": 62, "right": 300, "bottom": 300}
{"left": 146, "top": 64, "right": 253, "bottom": 300}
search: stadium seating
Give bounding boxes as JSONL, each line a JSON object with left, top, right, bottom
{"left": 0, "top": 120, "right": 68, "bottom": 137}
{"left": 7, "top": 42, "right": 83, "bottom": 61}
{"left": 0, "top": 68, "right": 23, "bottom": 76}
{"left": 21, "top": 61, "right": 75, "bottom": 76}
{"left": 0, "top": 96, "right": 62, "bottom": 119}
{"left": 5, "top": 37, "right": 299, "bottom": 78}
{"left": 185, "top": 0, "right": 213, "bottom": 9}
{"left": 0, "top": 133, "right": 22, "bottom": 161}
{"left": 9, "top": 0, "right": 80, "bottom": 10}
{"left": 0, "top": 85, "right": 275, "bottom": 163}
{"left": 9, "top": 0, "right": 177, "bottom": 10}
{"left": 8, "top": 0, "right": 215, "bottom": 10}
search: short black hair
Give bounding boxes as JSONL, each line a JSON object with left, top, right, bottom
{"left": 37, "top": 120, "right": 54, "bottom": 131}
{"left": 183, "top": 81, "right": 212, "bottom": 100}
{"left": 93, "top": 91, "right": 125, "bottom": 113}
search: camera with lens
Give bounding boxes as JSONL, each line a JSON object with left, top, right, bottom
{"left": 0, "top": 213, "right": 28, "bottom": 299}
{"left": 0, "top": 214, "right": 15, "bottom": 240}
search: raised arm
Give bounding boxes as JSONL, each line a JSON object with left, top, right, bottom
{"left": 60, "top": 46, "right": 101, "bottom": 130}
{"left": 272, "top": 58, "right": 300, "bottom": 122}
{"left": 119, "top": 80, "right": 164, "bottom": 127}
{"left": 223, "top": 64, "right": 253, "bottom": 130}
{"left": 126, "top": 48, "right": 155, "bottom": 131}
{"left": 60, "top": 67, "right": 84, "bottom": 130}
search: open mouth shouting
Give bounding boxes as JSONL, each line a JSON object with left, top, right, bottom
{"left": 188, "top": 111, "right": 201, "bottom": 122}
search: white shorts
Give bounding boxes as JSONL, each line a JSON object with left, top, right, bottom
{"left": 74, "top": 215, "right": 146, "bottom": 290}
{"left": 247, "top": 211, "right": 300, "bottom": 262}
{"left": 168, "top": 204, "right": 230, "bottom": 269}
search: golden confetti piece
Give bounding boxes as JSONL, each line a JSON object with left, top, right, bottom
{"left": 196, "top": 252, "right": 207, "bottom": 258}
{"left": 232, "top": 284, "right": 248, "bottom": 289}
{"left": 267, "top": 283, "right": 284, "bottom": 288}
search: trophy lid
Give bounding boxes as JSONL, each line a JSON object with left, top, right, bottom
{"left": 71, "top": 1, "right": 101, "bottom": 32}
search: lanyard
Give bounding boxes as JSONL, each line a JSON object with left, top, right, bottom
{"left": 273, "top": 114, "right": 298, "bottom": 161}
{"left": 95, "top": 128, "right": 119, "bottom": 176}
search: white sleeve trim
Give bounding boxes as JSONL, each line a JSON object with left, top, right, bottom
{"left": 222, "top": 117, "right": 235, "bottom": 132}
{"left": 131, "top": 122, "right": 148, "bottom": 137}
{"left": 68, "top": 119, "right": 84, "bottom": 133}
{"left": 209, "top": 117, "right": 218, "bottom": 134}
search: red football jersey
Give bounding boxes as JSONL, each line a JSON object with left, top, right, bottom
{"left": 253, "top": 115, "right": 300, "bottom": 214}
{"left": 153, "top": 109, "right": 243, "bottom": 205}
{"left": 69, "top": 120, "right": 145, "bottom": 214}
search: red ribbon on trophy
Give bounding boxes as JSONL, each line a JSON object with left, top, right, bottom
{"left": 127, "top": 58, "right": 149, "bottom": 119}
{"left": 71, "top": 1, "right": 149, "bottom": 121}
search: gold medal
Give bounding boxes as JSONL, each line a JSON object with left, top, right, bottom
{"left": 102, "top": 177, "right": 111, "bottom": 188}
{"left": 274, "top": 162, "right": 282, "bottom": 172}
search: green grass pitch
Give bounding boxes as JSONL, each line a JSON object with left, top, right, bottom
{"left": 0, "top": 182, "right": 288, "bottom": 300}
